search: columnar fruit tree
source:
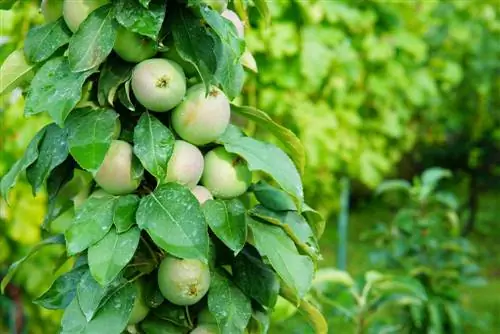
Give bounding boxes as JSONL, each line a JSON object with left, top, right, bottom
{"left": 0, "top": 0, "right": 327, "bottom": 333}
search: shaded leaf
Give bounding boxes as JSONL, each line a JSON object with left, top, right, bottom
{"left": 1, "top": 234, "right": 65, "bottom": 293}
{"left": 202, "top": 199, "right": 247, "bottom": 254}
{"left": 113, "top": 194, "right": 139, "bottom": 233}
{"left": 251, "top": 181, "right": 296, "bottom": 211}
{"left": 97, "top": 56, "right": 133, "bottom": 107}
{"left": 34, "top": 266, "right": 87, "bottom": 309}
{"left": 152, "top": 301, "right": 190, "bottom": 328}
{"left": 114, "top": 0, "right": 166, "bottom": 40}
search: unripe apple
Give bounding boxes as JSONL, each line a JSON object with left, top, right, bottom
{"left": 201, "top": 0, "right": 228, "bottom": 13}
{"left": 131, "top": 58, "right": 186, "bottom": 112}
{"left": 172, "top": 84, "right": 230, "bottom": 146}
{"left": 94, "top": 140, "right": 143, "bottom": 195}
{"left": 191, "top": 325, "right": 219, "bottom": 334}
{"left": 165, "top": 140, "right": 204, "bottom": 189}
{"left": 41, "top": 0, "right": 63, "bottom": 23}
{"left": 114, "top": 26, "right": 157, "bottom": 63}
{"left": 62, "top": 0, "right": 109, "bottom": 33}
{"left": 201, "top": 147, "right": 252, "bottom": 199}
{"left": 157, "top": 255, "right": 210, "bottom": 306}
{"left": 128, "top": 280, "right": 150, "bottom": 325}
{"left": 191, "top": 185, "right": 213, "bottom": 204}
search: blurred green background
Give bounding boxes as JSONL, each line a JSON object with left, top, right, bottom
{"left": 1, "top": 0, "right": 499, "bottom": 333}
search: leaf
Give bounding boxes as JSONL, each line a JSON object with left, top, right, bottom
{"left": 97, "top": 56, "right": 133, "bottom": 107}
{"left": 251, "top": 181, "right": 297, "bottom": 211}
{"left": 65, "top": 194, "right": 117, "bottom": 255}
{"left": 114, "top": 0, "right": 166, "bottom": 40}
{"left": 136, "top": 183, "right": 209, "bottom": 261}
{"left": 208, "top": 270, "right": 252, "bottom": 334}
{"left": 65, "top": 107, "right": 119, "bottom": 174}
{"left": 219, "top": 135, "right": 303, "bottom": 207}
{"left": 249, "top": 206, "right": 321, "bottom": 261}
{"left": 202, "top": 199, "right": 247, "bottom": 254}
{"left": 77, "top": 271, "right": 109, "bottom": 321}
{"left": 24, "top": 57, "right": 96, "bottom": 126}
{"left": 0, "top": 49, "right": 36, "bottom": 96}
{"left": 170, "top": 5, "right": 217, "bottom": 91}
{"left": 232, "top": 246, "right": 280, "bottom": 308}
{"left": 68, "top": 4, "right": 118, "bottom": 72}
{"left": 133, "top": 113, "right": 175, "bottom": 182}
{"left": 42, "top": 159, "right": 76, "bottom": 230}
{"left": 24, "top": 17, "right": 71, "bottom": 63}
{"left": 1, "top": 234, "right": 65, "bottom": 293}
{"left": 0, "top": 127, "right": 46, "bottom": 201}
{"left": 88, "top": 227, "right": 140, "bottom": 286}
{"left": 301, "top": 203, "right": 325, "bottom": 239}
{"left": 199, "top": 6, "right": 245, "bottom": 100}
{"left": 151, "top": 301, "right": 190, "bottom": 328}
{"left": 34, "top": 266, "right": 87, "bottom": 309}
{"left": 231, "top": 105, "right": 305, "bottom": 175}
{"left": 26, "top": 123, "right": 69, "bottom": 195}
{"left": 253, "top": 0, "right": 271, "bottom": 25}
{"left": 248, "top": 219, "right": 314, "bottom": 298}
{"left": 140, "top": 318, "right": 187, "bottom": 334}
{"left": 113, "top": 194, "right": 139, "bottom": 233}
{"left": 247, "top": 309, "right": 270, "bottom": 334}
{"left": 117, "top": 80, "right": 135, "bottom": 111}
{"left": 138, "top": 0, "right": 151, "bottom": 8}
{"left": 375, "top": 180, "right": 411, "bottom": 196}
{"left": 61, "top": 282, "right": 136, "bottom": 334}
{"left": 0, "top": 0, "right": 18, "bottom": 10}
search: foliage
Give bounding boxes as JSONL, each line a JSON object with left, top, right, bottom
{"left": 0, "top": 1, "right": 326, "bottom": 334}
{"left": 242, "top": 0, "right": 500, "bottom": 217}
{"left": 362, "top": 168, "right": 486, "bottom": 332}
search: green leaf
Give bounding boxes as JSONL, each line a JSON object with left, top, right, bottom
{"left": 151, "top": 300, "right": 190, "bottom": 328}
{"left": 199, "top": 6, "right": 245, "bottom": 100}
{"left": 0, "top": 127, "right": 46, "bottom": 201}
{"left": 68, "top": 4, "right": 118, "bottom": 72}
{"left": 231, "top": 105, "right": 306, "bottom": 175}
{"left": 140, "top": 318, "right": 187, "bottom": 334}
{"left": 375, "top": 180, "right": 411, "bottom": 196}
{"left": 170, "top": 5, "right": 217, "bottom": 91}
{"left": 248, "top": 309, "right": 270, "bottom": 334}
{"left": 97, "top": 56, "right": 133, "bottom": 107}
{"left": 0, "top": 49, "right": 36, "bottom": 96}
{"left": 42, "top": 160, "right": 76, "bottom": 230}
{"left": 113, "top": 194, "right": 139, "bottom": 233}
{"left": 202, "top": 199, "right": 247, "bottom": 254}
{"left": 251, "top": 181, "right": 297, "bottom": 211}
{"left": 77, "top": 271, "right": 109, "bottom": 321}
{"left": 65, "top": 194, "right": 117, "bottom": 255}
{"left": 232, "top": 247, "right": 280, "bottom": 308}
{"left": 65, "top": 107, "right": 119, "bottom": 174}
{"left": 114, "top": 0, "right": 166, "bottom": 40}
{"left": 34, "top": 266, "right": 87, "bottom": 310}
{"left": 249, "top": 206, "right": 321, "bottom": 261}
{"left": 208, "top": 270, "right": 252, "bottom": 334}
{"left": 61, "top": 282, "right": 136, "bottom": 334}
{"left": 136, "top": 183, "right": 209, "bottom": 261}
{"left": 26, "top": 123, "right": 69, "bottom": 195}
{"left": 253, "top": 0, "right": 271, "bottom": 24}
{"left": 24, "top": 57, "right": 96, "bottom": 126}
{"left": 138, "top": 0, "right": 151, "bottom": 8}
{"left": 117, "top": 80, "right": 135, "bottom": 111}
{"left": 248, "top": 219, "right": 314, "bottom": 298}
{"left": 0, "top": 0, "right": 18, "bottom": 10}
{"left": 219, "top": 135, "right": 303, "bottom": 207}
{"left": 88, "top": 227, "right": 140, "bottom": 286}
{"left": 24, "top": 18, "right": 71, "bottom": 63}
{"left": 301, "top": 203, "right": 325, "bottom": 239}
{"left": 133, "top": 112, "right": 175, "bottom": 183}
{"left": 1, "top": 234, "right": 65, "bottom": 293}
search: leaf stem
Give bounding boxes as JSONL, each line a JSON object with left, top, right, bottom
{"left": 185, "top": 306, "right": 193, "bottom": 328}
{"left": 280, "top": 285, "right": 328, "bottom": 334}
{"left": 141, "top": 235, "right": 159, "bottom": 265}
